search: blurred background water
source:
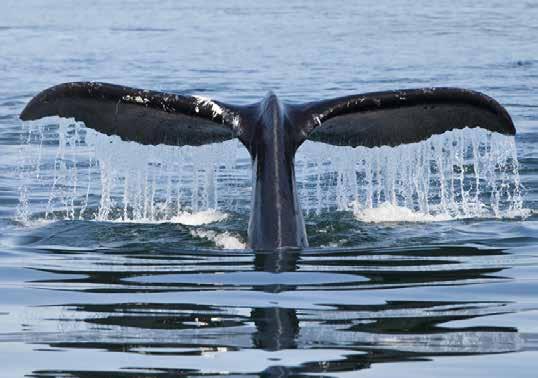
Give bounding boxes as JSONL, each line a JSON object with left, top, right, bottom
{"left": 1, "top": 0, "right": 538, "bottom": 377}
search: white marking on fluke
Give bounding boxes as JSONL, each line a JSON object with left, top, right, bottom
{"left": 231, "top": 115, "right": 240, "bottom": 128}
{"left": 122, "top": 94, "right": 150, "bottom": 104}
{"left": 193, "top": 95, "right": 224, "bottom": 118}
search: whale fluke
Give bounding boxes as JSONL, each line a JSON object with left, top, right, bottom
{"left": 20, "top": 82, "right": 242, "bottom": 146}
{"left": 296, "top": 88, "right": 515, "bottom": 148}
{"left": 20, "top": 84, "right": 516, "bottom": 250}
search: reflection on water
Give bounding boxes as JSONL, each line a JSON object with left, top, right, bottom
{"left": 2, "top": 241, "right": 535, "bottom": 377}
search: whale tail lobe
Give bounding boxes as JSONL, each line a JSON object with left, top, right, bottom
{"left": 20, "top": 83, "right": 515, "bottom": 151}
{"left": 19, "top": 82, "right": 245, "bottom": 147}
{"left": 294, "top": 87, "right": 515, "bottom": 149}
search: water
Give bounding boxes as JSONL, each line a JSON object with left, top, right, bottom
{"left": 1, "top": 0, "right": 538, "bottom": 376}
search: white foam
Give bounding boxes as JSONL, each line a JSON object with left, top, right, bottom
{"left": 190, "top": 229, "right": 246, "bottom": 250}
{"left": 15, "top": 218, "right": 55, "bottom": 228}
{"left": 87, "top": 210, "right": 230, "bottom": 225}
{"left": 354, "top": 202, "right": 532, "bottom": 223}
{"left": 170, "top": 210, "right": 228, "bottom": 226}
{"left": 354, "top": 202, "right": 453, "bottom": 223}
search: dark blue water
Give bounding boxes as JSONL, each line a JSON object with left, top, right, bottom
{"left": 1, "top": 1, "right": 538, "bottom": 377}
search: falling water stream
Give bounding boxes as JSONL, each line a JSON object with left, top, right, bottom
{"left": 17, "top": 119, "right": 526, "bottom": 230}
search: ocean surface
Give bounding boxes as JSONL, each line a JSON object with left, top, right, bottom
{"left": 1, "top": 1, "right": 538, "bottom": 377}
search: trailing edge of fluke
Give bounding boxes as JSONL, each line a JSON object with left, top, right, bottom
{"left": 20, "top": 82, "right": 515, "bottom": 250}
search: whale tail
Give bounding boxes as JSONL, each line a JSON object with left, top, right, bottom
{"left": 292, "top": 87, "right": 515, "bottom": 149}
{"left": 19, "top": 82, "right": 246, "bottom": 147}
{"left": 20, "top": 83, "right": 516, "bottom": 250}
{"left": 20, "top": 83, "right": 515, "bottom": 151}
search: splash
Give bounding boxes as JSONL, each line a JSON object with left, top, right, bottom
{"left": 296, "top": 128, "right": 526, "bottom": 220}
{"left": 171, "top": 210, "right": 228, "bottom": 226}
{"left": 16, "top": 118, "right": 526, "bottom": 226}
{"left": 190, "top": 229, "right": 246, "bottom": 249}
{"left": 354, "top": 202, "right": 453, "bottom": 223}
{"left": 89, "top": 210, "right": 230, "bottom": 226}
{"left": 16, "top": 118, "right": 251, "bottom": 223}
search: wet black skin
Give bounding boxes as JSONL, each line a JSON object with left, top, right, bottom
{"left": 242, "top": 92, "right": 308, "bottom": 250}
{"left": 20, "top": 82, "right": 516, "bottom": 250}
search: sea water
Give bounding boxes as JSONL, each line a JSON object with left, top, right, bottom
{"left": 1, "top": 0, "right": 538, "bottom": 376}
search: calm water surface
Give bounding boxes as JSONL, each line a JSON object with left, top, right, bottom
{"left": 1, "top": 1, "right": 538, "bottom": 377}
